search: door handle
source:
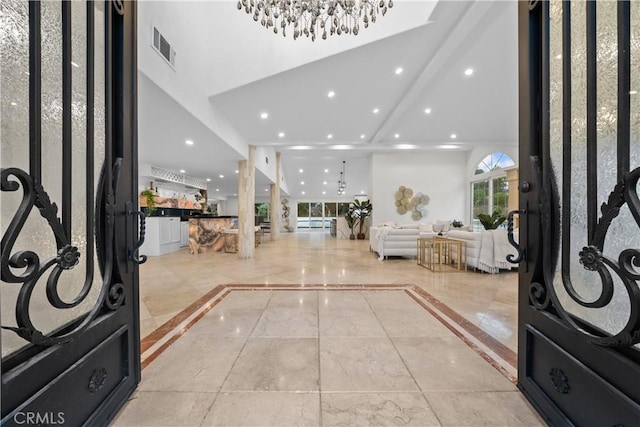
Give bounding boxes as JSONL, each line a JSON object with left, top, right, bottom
{"left": 507, "top": 207, "right": 526, "bottom": 264}
{"left": 128, "top": 209, "right": 147, "bottom": 265}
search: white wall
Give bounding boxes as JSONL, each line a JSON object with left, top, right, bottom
{"left": 138, "top": 2, "right": 248, "bottom": 159}
{"left": 371, "top": 152, "right": 468, "bottom": 225}
{"left": 225, "top": 197, "right": 239, "bottom": 216}
{"left": 255, "top": 146, "right": 277, "bottom": 184}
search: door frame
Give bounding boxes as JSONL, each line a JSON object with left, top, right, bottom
{"left": 1, "top": 1, "right": 140, "bottom": 425}
{"left": 517, "top": 1, "right": 640, "bottom": 425}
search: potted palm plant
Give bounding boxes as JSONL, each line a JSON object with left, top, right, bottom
{"left": 352, "top": 199, "right": 372, "bottom": 240}
{"left": 140, "top": 189, "right": 156, "bottom": 216}
{"left": 345, "top": 210, "right": 357, "bottom": 240}
{"left": 477, "top": 209, "right": 506, "bottom": 230}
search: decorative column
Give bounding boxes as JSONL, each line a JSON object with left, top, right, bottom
{"left": 505, "top": 166, "right": 519, "bottom": 228}
{"left": 269, "top": 151, "right": 281, "bottom": 240}
{"left": 238, "top": 145, "right": 256, "bottom": 259}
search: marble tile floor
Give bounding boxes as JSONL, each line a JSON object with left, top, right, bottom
{"left": 113, "top": 288, "right": 543, "bottom": 426}
{"left": 114, "top": 232, "right": 544, "bottom": 426}
{"left": 137, "top": 232, "right": 520, "bottom": 354}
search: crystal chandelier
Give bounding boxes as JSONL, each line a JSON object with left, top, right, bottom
{"left": 337, "top": 161, "right": 347, "bottom": 195}
{"left": 237, "top": 0, "right": 394, "bottom": 41}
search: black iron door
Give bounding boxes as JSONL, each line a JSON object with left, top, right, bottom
{"left": 517, "top": 1, "right": 640, "bottom": 425}
{"left": 1, "top": 1, "right": 140, "bottom": 425}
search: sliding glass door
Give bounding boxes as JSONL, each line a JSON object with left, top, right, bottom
{"left": 297, "top": 202, "right": 346, "bottom": 230}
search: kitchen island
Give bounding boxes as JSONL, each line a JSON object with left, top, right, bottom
{"left": 188, "top": 215, "right": 238, "bottom": 253}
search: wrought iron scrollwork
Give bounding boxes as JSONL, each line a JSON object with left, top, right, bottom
{"left": 506, "top": 208, "right": 526, "bottom": 264}
{"left": 88, "top": 367, "right": 108, "bottom": 393}
{"left": 1, "top": 159, "right": 125, "bottom": 346}
{"left": 533, "top": 161, "right": 640, "bottom": 348}
{"left": 549, "top": 367, "right": 570, "bottom": 394}
{"left": 530, "top": 281, "right": 551, "bottom": 310}
{"left": 112, "top": 0, "right": 125, "bottom": 16}
{"left": 128, "top": 210, "right": 147, "bottom": 265}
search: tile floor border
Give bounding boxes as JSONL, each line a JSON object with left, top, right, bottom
{"left": 140, "top": 283, "right": 518, "bottom": 382}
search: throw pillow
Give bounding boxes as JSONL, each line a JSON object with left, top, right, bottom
{"left": 419, "top": 222, "right": 433, "bottom": 232}
{"left": 435, "top": 220, "right": 452, "bottom": 233}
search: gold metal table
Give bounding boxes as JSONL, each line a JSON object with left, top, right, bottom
{"left": 417, "top": 236, "right": 467, "bottom": 271}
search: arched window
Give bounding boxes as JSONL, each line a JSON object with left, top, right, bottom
{"left": 471, "top": 152, "right": 515, "bottom": 231}
{"left": 474, "top": 152, "right": 515, "bottom": 175}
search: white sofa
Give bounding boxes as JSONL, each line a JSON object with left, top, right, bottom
{"left": 447, "top": 229, "right": 517, "bottom": 273}
{"left": 369, "top": 221, "right": 461, "bottom": 260}
{"left": 369, "top": 225, "right": 421, "bottom": 260}
{"left": 369, "top": 222, "right": 517, "bottom": 273}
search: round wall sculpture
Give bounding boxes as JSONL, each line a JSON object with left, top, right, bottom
{"left": 394, "top": 186, "right": 430, "bottom": 220}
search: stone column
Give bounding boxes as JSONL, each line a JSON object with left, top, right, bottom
{"left": 269, "top": 152, "right": 281, "bottom": 240}
{"left": 238, "top": 145, "right": 256, "bottom": 259}
{"left": 505, "top": 166, "right": 519, "bottom": 228}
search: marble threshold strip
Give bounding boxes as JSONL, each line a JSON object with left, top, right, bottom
{"left": 139, "top": 284, "right": 518, "bottom": 383}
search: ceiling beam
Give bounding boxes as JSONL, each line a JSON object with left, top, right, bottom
{"left": 370, "top": 0, "right": 496, "bottom": 145}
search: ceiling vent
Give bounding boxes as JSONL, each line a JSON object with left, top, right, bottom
{"left": 152, "top": 26, "right": 176, "bottom": 68}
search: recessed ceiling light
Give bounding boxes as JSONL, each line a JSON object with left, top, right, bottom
{"left": 206, "top": 178, "right": 211, "bottom": 182}
{"left": 394, "top": 134, "right": 400, "bottom": 139}
{"left": 330, "top": 145, "right": 351, "bottom": 150}
{"left": 322, "top": 191, "right": 326, "bottom": 195}
{"left": 219, "top": 174, "right": 224, "bottom": 178}
{"left": 360, "top": 134, "right": 365, "bottom": 139}
{"left": 323, "top": 181, "right": 328, "bottom": 185}
{"left": 630, "top": 90, "right": 638, "bottom": 95}
{"left": 324, "top": 169, "right": 329, "bottom": 173}
{"left": 179, "top": 169, "right": 186, "bottom": 173}
{"left": 302, "top": 191, "right": 306, "bottom": 195}
{"left": 395, "top": 67, "right": 403, "bottom": 75}
{"left": 260, "top": 112, "right": 269, "bottom": 119}
{"left": 396, "top": 144, "right": 417, "bottom": 150}
{"left": 450, "top": 134, "right": 457, "bottom": 139}
{"left": 424, "top": 108, "right": 432, "bottom": 114}
{"left": 327, "top": 90, "right": 335, "bottom": 98}
{"left": 290, "top": 145, "right": 312, "bottom": 150}
{"left": 464, "top": 68, "right": 474, "bottom": 76}
{"left": 299, "top": 168, "right": 304, "bottom": 173}
{"left": 301, "top": 181, "right": 305, "bottom": 185}
{"left": 71, "top": 61, "right": 79, "bottom": 68}
{"left": 373, "top": 108, "right": 379, "bottom": 114}
{"left": 439, "top": 144, "right": 458, "bottom": 149}
{"left": 360, "top": 190, "right": 365, "bottom": 194}
{"left": 216, "top": 189, "right": 220, "bottom": 192}
{"left": 10, "top": 102, "right": 17, "bottom": 106}
{"left": 555, "top": 54, "right": 562, "bottom": 59}
{"left": 278, "top": 132, "right": 285, "bottom": 138}
{"left": 185, "top": 139, "right": 194, "bottom": 145}
{"left": 235, "top": 170, "right": 239, "bottom": 173}
{"left": 265, "top": 188, "right": 269, "bottom": 192}
{"left": 327, "top": 134, "right": 333, "bottom": 139}
{"left": 234, "top": 193, "right": 237, "bottom": 196}
{"left": 24, "top": 71, "right": 30, "bottom": 76}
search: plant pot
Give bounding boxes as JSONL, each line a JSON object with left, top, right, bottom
{"left": 357, "top": 233, "right": 365, "bottom": 240}
{"left": 349, "top": 234, "right": 356, "bottom": 240}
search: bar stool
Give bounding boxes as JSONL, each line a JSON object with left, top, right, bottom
{"left": 222, "top": 228, "right": 238, "bottom": 253}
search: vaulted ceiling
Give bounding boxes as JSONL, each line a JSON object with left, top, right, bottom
{"left": 137, "top": 0, "right": 518, "bottom": 200}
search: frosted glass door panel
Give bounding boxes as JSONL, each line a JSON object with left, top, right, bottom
{"left": 1, "top": 0, "right": 106, "bottom": 357}
{"left": 548, "top": 0, "right": 640, "bottom": 340}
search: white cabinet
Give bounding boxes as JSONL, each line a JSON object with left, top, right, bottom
{"left": 140, "top": 217, "right": 182, "bottom": 256}
{"left": 180, "top": 222, "right": 188, "bottom": 247}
